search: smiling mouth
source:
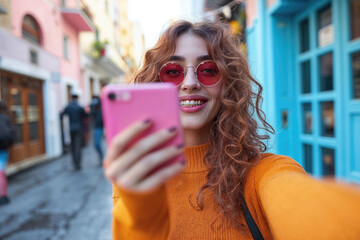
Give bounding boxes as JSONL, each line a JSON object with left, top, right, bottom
{"left": 180, "top": 100, "right": 206, "bottom": 107}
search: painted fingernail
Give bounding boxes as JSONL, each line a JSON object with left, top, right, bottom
{"left": 176, "top": 143, "right": 184, "bottom": 149}
{"left": 143, "top": 118, "right": 151, "bottom": 124}
{"left": 168, "top": 126, "right": 177, "bottom": 132}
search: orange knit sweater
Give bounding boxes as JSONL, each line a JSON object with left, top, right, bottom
{"left": 112, "top": 144, "right": 360, "bottom": 240}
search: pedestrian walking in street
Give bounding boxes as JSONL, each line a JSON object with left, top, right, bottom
{"left": 90, "top": 96, "right": 104, "bottom": 166}
{"left": 0, "top": 100, "right": 14, "bottom": 206}
{"left": 103, "top": 20, "right": 360, "bottom": 240}
{"left": 62, "top": 92, "right": 88, "bottom": 171}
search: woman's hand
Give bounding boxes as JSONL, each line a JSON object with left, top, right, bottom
{"left": 103, "top": 119, "right": 185, "bottom": 192}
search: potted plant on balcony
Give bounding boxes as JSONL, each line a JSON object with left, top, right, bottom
{"left": 92, "top": 40, "right": 109, "bottom": 58}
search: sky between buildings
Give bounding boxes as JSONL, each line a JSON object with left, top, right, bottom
{"left": 128, "top": 0, "right": 205, "bottom": 49}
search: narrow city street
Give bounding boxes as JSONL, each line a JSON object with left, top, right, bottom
{"left": 0, "top": 141, "right": 113, "bottom": 240}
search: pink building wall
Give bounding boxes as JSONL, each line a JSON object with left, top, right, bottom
{"left": 0, "top": 29, "right": 59, "bottom": 72}
{"left": 61, "top": 22, "right": 82, "bottom": 83}
{"left": 267, "top": 0, "right": 278, "bottom": 8}
{"left": 246, "top": 0, "right": 278, "bottom": 28}
{"left": 10, "top": 0, "right": 83, "bottom": 92}
{"left": 246, "top": 0, "right": 257, "bottom": 28}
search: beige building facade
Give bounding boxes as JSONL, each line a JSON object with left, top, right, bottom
{"left": 79, "top": 0, "right": 144, "bottom": 103}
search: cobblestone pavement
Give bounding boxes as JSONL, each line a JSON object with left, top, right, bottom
{"left": 0, "top": 141, "right": 113, "bottom": 240}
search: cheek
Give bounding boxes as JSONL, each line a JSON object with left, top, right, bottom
{"left": 208, "top": 92, "right": 223, "bottom": 117}
{"left": 211, "top": 84, "right": 224, "bottom": 114}
{"left": 209, "top": 83, "right": 223, "bottom": 103}
{"left": 213, "top": 99, "right": 223, "bottom": 116}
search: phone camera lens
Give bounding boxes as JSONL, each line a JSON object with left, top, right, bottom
{"left": 108, "top": 93, "right": 116, "bottom": 100}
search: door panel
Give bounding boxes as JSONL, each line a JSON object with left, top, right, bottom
{"left": 0, "top": 71, "right": 45, "bottom": 163}
{"left": 27, "top": 88, "right": 45, "bottom": 157}
{"left": 296, "top": 1, "right": 337, "bottom": 178}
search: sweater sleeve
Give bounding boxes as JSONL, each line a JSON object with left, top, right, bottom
{"left": 112, "top": 184, "right": 170, "bottom": 240}
{"left": 256, "top": 155, "right": 360, "bottom": 240}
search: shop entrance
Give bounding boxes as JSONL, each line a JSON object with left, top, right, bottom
{"left": 0, "top": 70, "right": 45, "bottom": 164}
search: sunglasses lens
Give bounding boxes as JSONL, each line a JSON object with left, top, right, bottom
{"left": 159, "top": 63, "right": 184, "bottom": 86}
{"left": 197, "top": 61, "right": 221, "bottom": 86}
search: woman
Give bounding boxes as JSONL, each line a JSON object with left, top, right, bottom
{"left": 104, "top": 20, "right": 360, "bottom": 239}
{"left": 0, "top": 100, "right": 14, "bottom": 206}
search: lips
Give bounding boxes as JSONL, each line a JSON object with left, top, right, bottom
{"left": 179, "top": 95, "right": 208, "bottom": 113}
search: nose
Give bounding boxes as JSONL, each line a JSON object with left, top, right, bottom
{"left": 181, "top": 67, "right": 201, "bottom": 91}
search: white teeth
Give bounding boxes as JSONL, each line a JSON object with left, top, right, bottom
{"left": 180, "top": 100, "right": 205, "bottom": 107}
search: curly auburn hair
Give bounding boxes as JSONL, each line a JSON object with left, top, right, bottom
{"left": 132, "top": 20, "right": 274, "bottom": 230}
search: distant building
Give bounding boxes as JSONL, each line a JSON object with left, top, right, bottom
{"left": 0, "top": 0, "right": 145, "bottom": 174}
{"left": 79, "top": 0, "right": 145, "bottom": 102}
{"left": 79, "top": 0, "right": 125, "bottom": 103}
{"left": 0, "top": 0, "right": 94, "bottom": 174}
{"left": 246, "top": 0, "right": 360, "bottom": 183}
{"left": 131, "top": 22, "right": 146, "bottom": 67}
{"left": 203, "top": 0, "right": 247, "bottom": 54}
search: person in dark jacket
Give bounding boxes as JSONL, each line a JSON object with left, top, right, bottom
{"left": 0, "top": 100, "right": 14, "bottom": 205}
{"left": 62, "top": 94, "right": 87, "bottom": 171}
{"left": 90, "top": 96, "right": 104, "bottom": 166}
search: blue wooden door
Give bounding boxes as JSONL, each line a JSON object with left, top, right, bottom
{"left": 294, "top": 0, "right": 360, "bottom": 182}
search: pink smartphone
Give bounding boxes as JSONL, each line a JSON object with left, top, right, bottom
{"left": 101, "top": 83, "right": 184, "bottom": 168}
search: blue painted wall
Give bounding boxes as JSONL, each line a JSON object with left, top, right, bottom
{"left": 247, "top": 0, "right": 360, "bottom": 183}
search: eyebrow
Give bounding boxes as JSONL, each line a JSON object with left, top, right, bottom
{"left": 168, "top": 55, "right": 212, "bottom": 62}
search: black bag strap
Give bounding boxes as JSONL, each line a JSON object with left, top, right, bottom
{"left": 242, "top": 199, "right": 264, "bottom": 240}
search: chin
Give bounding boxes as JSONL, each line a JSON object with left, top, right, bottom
{"left": 180, "top": 114, "right": 212, "bottom": 132}
{"left": 181, "top": 120, "right": 205, "bottom": 131}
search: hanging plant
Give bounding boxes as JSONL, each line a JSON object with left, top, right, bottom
{"left": 92, "top": 40, "right": 109, "bottom": 58}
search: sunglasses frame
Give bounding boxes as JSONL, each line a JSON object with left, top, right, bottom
{"left": 158, "top": 60, "right": 222, "bottom": 87}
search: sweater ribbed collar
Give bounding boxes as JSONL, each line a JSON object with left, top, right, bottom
{"left": 183, "top": 143, "right": 210, "bottom": 173}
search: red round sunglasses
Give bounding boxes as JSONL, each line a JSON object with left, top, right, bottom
{"left": 159, "top": 60, "right": 221, "bottom": 87}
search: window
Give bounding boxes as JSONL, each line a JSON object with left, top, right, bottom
{"left": 352, "top": 51, "right": 360, "bottom": 99}
{"left": 317, "top": 5, "right": 333, "bottom": 47}
{"left": 303, "top": 144, "right": 313, "bottom": 173}
{"left": 321, "top": 147, "right": 335, "bottom": 176}
{"left": 30, "top": 49, "right": 38, "bottom": 65}
{"left": 63, "top": 35, "right": 69, "bottom": 60}
{"left": 113, "top": 0, "right": 119, "bottom": 23}
{"left": 28, "top": 92, "right": 39, "bottom": 141}
{"left": 350, "top": 0, "right": 360, "bottom": 40}
{"left": 11, "top": 88, "right": 24, "bottom": 144}
{"left": 302, "top": 103, "right": 312, "bottom": 134}
{"left": 22, "top": 15, "right": 41, "bottom": 45}
{"left": 0, "top": 76, "right": 10, "bottom": 103}
{"left": 299, "top": 18, "right": 310, "bottom": 53}
{"left": 320, "top": 101, "right": 334, "bottom": 137}
{"left": 319, "top": 52, "right": 333, "bottom": 91}
{"left": 301, "top": 60, "right": 311, "bottom": 93}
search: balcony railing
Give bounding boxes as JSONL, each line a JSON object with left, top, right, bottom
{"left": 61, "top": 7, "right": 94, "bottom": 32}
